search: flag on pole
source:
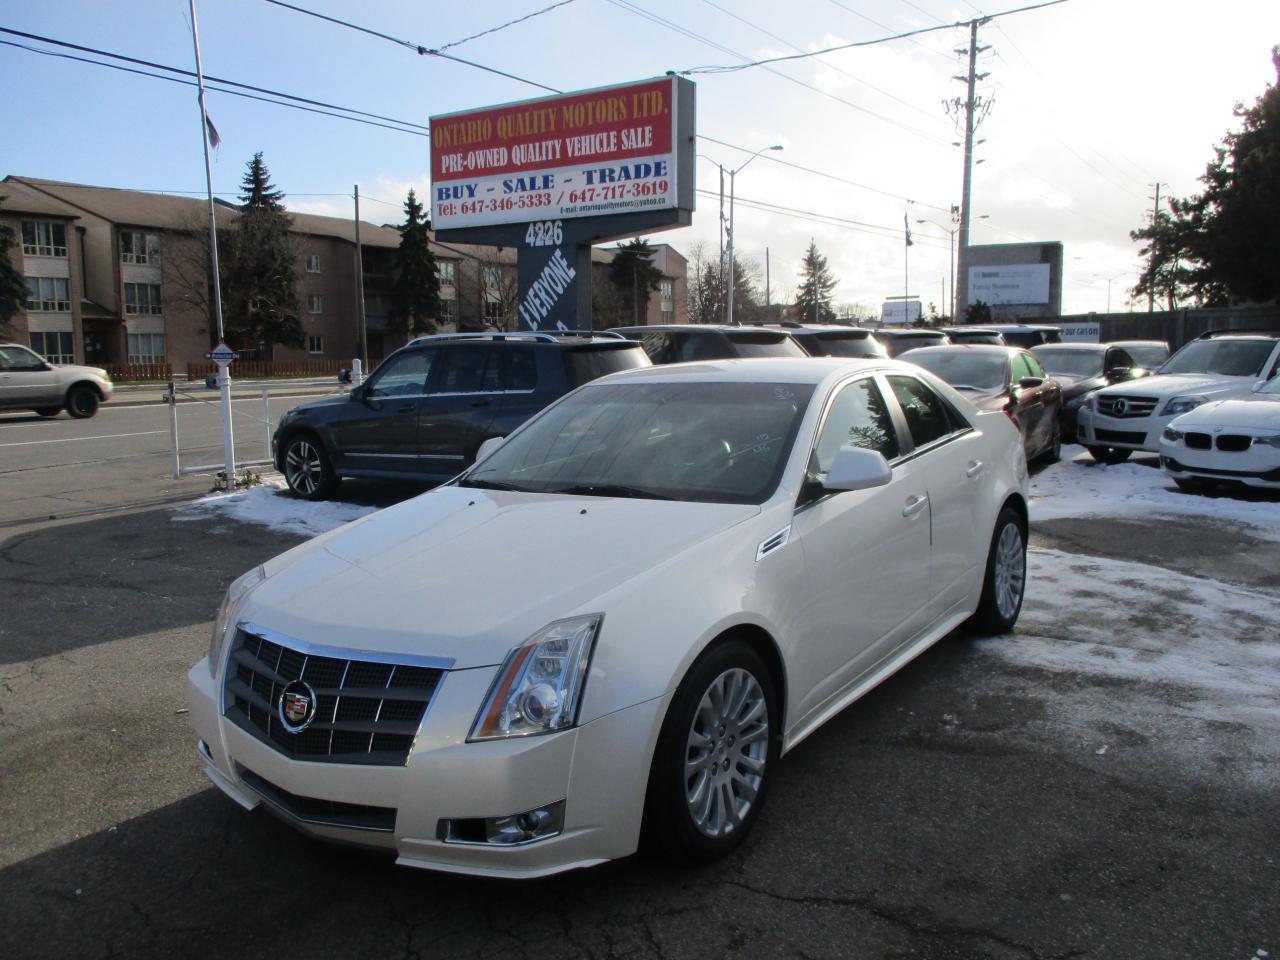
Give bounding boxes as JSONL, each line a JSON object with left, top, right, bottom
{"left": 904, "top": 214, "right": 913, "bottom": 247}
{"left": 204, "top": 114, "right": 221, "bottom": 149}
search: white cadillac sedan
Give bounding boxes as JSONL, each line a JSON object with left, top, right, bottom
{"left": 1159, "top": 376, "right": 1280, "bottom": 491}
{"left": 187, "top": 358, "right": 1029, "bottom": 878}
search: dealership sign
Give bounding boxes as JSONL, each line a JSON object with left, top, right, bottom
{"left": 431, "top": 77, "right": 682, "bottom": 231}
{"left": 968, "top": 264, "right": 1051, "bottom": 305}
{"left": 880, "top": 300, "right": 922, "bottom": 325}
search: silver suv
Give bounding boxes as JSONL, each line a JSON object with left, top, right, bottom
{"left": 0, "top": 343, "right": 114, "bottom": 418}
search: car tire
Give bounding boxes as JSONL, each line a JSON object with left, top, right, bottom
{"left": 967, "top": 505, "right": 1027, "bottom": 636}
{"left": 1174, "top": 477, "right": 1216, "bottom": 494}
{"left": 644, "top": 640, "right": 778, "bottom": 864}
{"left": 34, "top": 407, "right": 62, "bottom": 417}
{"left": 281, "top": 432, "right": 337, "bottom": 500}
{"left": 65, "top": 385, "right": 99, "bottom": 419}
{"left": 1085, "top": 445, "right": 1130, "bottom": 465}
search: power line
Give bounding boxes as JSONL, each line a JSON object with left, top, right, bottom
{"left": 827, "top": 0, "right": 956, "bottom": 63}
{"left": 437, "top": 0, "right": 577, "bottom": 53}
{"left": 261, "top": 0, "right": 561, "bottom": 93}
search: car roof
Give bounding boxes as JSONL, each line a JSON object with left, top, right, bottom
{"left": 613, "top": 324, "right": 796, "bottom": 335}
{"left": 985, "top": 324, "right": 1061, "bottom": 332}
{"left": 405, "top": 332, "right": 632, "bottom": 347}
{"left": 591, "top": 356, "right": 916, "bottom": 386}
{"left": 749, "top": 323, "right": 872, "bottom": 335}
{"left": 902, "top": 344, "right": 1019, "bottom": 357}
{"left": 875, "top": 328, "right": 948, "bottom": 337}
{"left": 1109, "top": 339, "right": 1167, "bottom": 347}
{"left": 938, "top": 326, "right": 1000, "bottom": 334}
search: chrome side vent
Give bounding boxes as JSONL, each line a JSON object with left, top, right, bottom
{"left": 756, "top": 524, "right": 792, "bottom": 562}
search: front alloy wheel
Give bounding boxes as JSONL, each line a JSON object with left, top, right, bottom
{"left": 684, "top": 667, "right": 769, "bottom": 839}
{"left": 283, "top": 435, "right": 335, "bottom": 500}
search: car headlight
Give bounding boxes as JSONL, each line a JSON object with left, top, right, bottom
{"left": 208, "top": 566, "right": 265, "bottom": 677}
{"left": 1254, "top": 433, "right": 1280, "bottom": 448}
{"left": 1162, "top": 395, "right": 1207, "bottom": 417}
{"left": 469, "top": 615, "right": 601, "bottom": 741}
{"left": 1082, "top": 394, "right": 1097, "bottom": 412}
{"left": 1162, "top": 427, "right": 1184, "bottom": 442}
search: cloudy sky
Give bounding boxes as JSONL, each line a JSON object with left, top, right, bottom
{"left": 2, "top": 0, "right": 1276, "bottom": 315}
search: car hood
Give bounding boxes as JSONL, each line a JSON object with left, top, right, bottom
{"left": 1052, "top": 374, "right": 1102, "bottom": 398}
{"left": 290, "top": 392, "right": 352, "bottom": 414}
{"left": 241, "top": 485, "right": 760, "bottom": 669}
{"left": 54, "top": 363, "right": 108, "bottom": 380}
{"left": 1170, "top": 396, "right": 1280, "bottom": 430}
{"left": 1095, "top": 372, "right": 1255, "bottom": 400}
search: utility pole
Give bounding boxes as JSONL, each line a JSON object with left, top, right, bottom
{"left": 354, "top": 185, "right": 368, "bottom": 365}
{"left": 718, "top": 165, "right": 725, "bottom": 323}
{"left": 1147, "top": 182, "right": 1165, "bottom": 313}
{"left": 765, "top": 246, "right": 770, "bottom": 317}
{"left": 953, "top": 17, "right": 991, "bottom": 319}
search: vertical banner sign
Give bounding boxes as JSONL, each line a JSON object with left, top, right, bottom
{"left": 431, "top": 77, "right": 679, "bottom": 230}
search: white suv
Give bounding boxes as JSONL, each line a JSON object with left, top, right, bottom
{"left": 0, "top": 343, "right": 113, "bottom": 418}
{"left": 1076, "top": 332, "right": 1280, "bottom": 463}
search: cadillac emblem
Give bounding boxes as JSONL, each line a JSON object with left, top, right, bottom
{"left": 278, "top": 680, "right": 318, "bottom": 733}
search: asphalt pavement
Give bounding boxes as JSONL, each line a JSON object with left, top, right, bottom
{"left": 0, "top": 428, "right": 1275, "bottom": 959}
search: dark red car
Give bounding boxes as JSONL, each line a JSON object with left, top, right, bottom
{"left": 903, "top": 344, "right": 1063, "bottom": 462}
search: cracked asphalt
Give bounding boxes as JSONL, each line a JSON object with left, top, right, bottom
{"left": 0, "top": 412, "right": 1276, "bottom": 960}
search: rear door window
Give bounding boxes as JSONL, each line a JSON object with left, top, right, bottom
{"left": 431, "top": 346, "right": 500, "bottom": 394}
{"left": 505, "top": 347, "right": 538, "bottom": 391}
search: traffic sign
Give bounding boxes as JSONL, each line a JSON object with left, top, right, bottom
{"left": 204, "top": 342, "right": 239, "bottom": 362}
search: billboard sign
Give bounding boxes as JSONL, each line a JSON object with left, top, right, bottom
{"left": 1052, "top": 321, "right": 1100, "bottom": 342}
{"left": 431, "top": 77, "right": 682, "bottom": 231}
{"left": 968, "top": 264, "right": 1051, "bottom": 305}
{"left": 880, "top": 300, "right": 922, "bottom": 325}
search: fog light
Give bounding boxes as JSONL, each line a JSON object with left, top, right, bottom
{"left": 438, "top": 799, "right": 566, "bottom": 846}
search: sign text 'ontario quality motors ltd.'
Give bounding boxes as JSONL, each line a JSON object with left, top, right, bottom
{"left": 429, "top": 78, "right": 679, "bottom": 229}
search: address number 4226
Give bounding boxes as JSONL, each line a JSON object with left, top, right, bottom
{"left": 525, "top": 220, "right": 563, "bottom": 247}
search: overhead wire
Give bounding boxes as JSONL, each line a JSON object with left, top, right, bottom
{"left": 436, "top": 0, "right": 577, "bottom": 53}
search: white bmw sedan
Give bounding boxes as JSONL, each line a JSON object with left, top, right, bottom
{"left": 1159, "top": 377, "right": 1280, "bottom": 491}
{"left": 188, "top": 358, "right": 1029, "bottom": 878}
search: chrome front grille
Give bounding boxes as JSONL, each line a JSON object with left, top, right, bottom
{"left": 224, "top": 626, "right": 444, "bottom": 766}
{"left": 1096, "top": 395, "right": 1159, "bottom": 419}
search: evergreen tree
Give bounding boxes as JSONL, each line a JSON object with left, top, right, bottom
{"left": 965, "top": 300, "right": 992, "bottom": 324}
{"left": 608, "top": 238, "right": 664, "bottom": 326}
{"left": 794, "top": 240, "right": 837, "bottom": 323}
{"left": 221, "top": 152, "right": 303, "bottom": 356}
{"left": 391, "top": 190, "right": 441, "bottom": 336}
{"left": 0, "top": 197, "right": 27, "bottom": 337}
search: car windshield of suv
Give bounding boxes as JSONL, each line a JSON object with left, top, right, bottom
{"left": 811, "top": 333, "right": 881, "bottom": 358}
{"left": 906, "top": 352, "right": 1007, "bottom": 391}
{"left": 1122, "top": 344, "right": 1169, "bottom": 368}
{"left": 461, "top": 380, "right": 815, "bottom": 504}
{"left": 1158, "top": 340, "right": 1275, "bottom": 377}
{"left": 724, "top": 332, "right": 808, "bottom": 358}
{"left": 1034, "top": 349, "right": 1104, "bottom": 378}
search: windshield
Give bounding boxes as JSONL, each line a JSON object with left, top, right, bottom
{"left": 462, "top": 380, "right": 815, "bottom": 504}
{"left": 1034, "top": 349, "right": 1104, "bottom": 378}
{"left": 1158, "top": 339, "right": 1275, "bottom": 377}
{"left": 724, "top": 332, "right": 808, "bottom": 358}
{"left": 882, "top": 334, "right": 946, "bottom": 357}
{"left": 1122, "top": 344, "right": 1169, "bottom": 368}
{"left": 906, "top": 351, "right": 1007, "bottom": 391}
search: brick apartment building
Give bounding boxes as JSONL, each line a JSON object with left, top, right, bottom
{"left": 0, "top": 175, "right": 688, "bottom": 372}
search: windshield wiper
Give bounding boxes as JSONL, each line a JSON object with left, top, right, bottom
{"left": 459, "top": 477, "right": 534, "bottom": 492}
{"left": 550, "top": 483, "right": 673, "bottom": 500}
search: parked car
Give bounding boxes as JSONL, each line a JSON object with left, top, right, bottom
{"left": 613, "top": 324, "right": 808, "bottom": 363}
{"left": 939, "top": 326, "right": 1008, "bottom": 346}
{"left": 1031, "top": 342, "right": 1146, "bottom": 442}
{"left": 190, "top": 356, "right": 1030, "bottom": 877}
{"left": 872, "top": 328, "right": 951, "bottom": 357}
{"left": 1111, "top": 339, "right": 1170, "bottom": 371}
{"left": 1076, "top": 331, "right": 1280, "bottom": 464}
{"left": 905, "top": 344, "right": 1063, "bottom": 462}
{"left": 0, "top": 342, "right": 113, "bottom": 418}
{"left": 1159, "top": 376, "right": 1280, "bottom": 492}
{"left": 750, "top": 322, "right": 888, "bottom": 359}
{"left": 983, "top": 325, "right": 1063, "bottom": 349}
{"left": 273, "top": 332, "right": 649, "bottom": 499}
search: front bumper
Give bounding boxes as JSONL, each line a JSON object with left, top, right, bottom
{"left": 1159, "top": 440, "right": 1280, "bottom": 489}
{"left": 1076, "top": 407, "right": 1166, "bottom": 452}
{"left": 187, "top": 659, "right": 666, "bottom": 878}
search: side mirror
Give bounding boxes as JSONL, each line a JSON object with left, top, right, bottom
{"left": 1105, "top": 366, "right": 1131, "bottom": 382}
{"left": 475, "top": 435, "right": 506, "bottom": 462}
{"left": 824, "top": 446, "right": 892, "bottom": 493}
{"left": 1017, "top": 376, "right": 1044, "bottom": 389}
{"left": 1251, "top": 380, "right": 1268, "bottom": 393}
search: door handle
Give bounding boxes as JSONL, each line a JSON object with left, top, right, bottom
{"left": 470, "top": 398, "right": 491, "bottom": 408}
{"left": 396, "top": 402, "right": 416, "bottom": 413}
{"left": 902, "top": 493, "right": 929, "bottom": 518}
{"left": 965, "top": 460, "right": 984, "bottom": 478}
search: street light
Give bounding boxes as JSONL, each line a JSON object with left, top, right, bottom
{"left": 726, "top": 144, "right": 783, "bottom": 325}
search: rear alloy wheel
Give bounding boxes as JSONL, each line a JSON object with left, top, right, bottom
{"left": 1085, "top": 445, "right": 1130, "bottom": 465}
{"left": 35, "top": 407, "right": 62, "bottom": 417}
{"left": 646, "top": 641, "right": 777, "bottom": 863}
{"left": 968, "top": 506, "right": 1027, "bottom": 636}
{"left": 66, "top": 385, "right": 99, "bottom": 419}
{"left": 282, "top": 434, "right": 336, "bottom": 500}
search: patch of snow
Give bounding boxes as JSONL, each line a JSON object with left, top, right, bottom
{"left": 1030, "top": 449, "right": 1280, "bottom": 540}
{"left": 173, "top": 478, "right": 377, "bottom": 537}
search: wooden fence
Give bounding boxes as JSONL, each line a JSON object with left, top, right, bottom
{"left": 104, "top": 362, "right": 172, "bottom": 382}
{"left": 184, "top": 358, "right": 381, "bottom": 380}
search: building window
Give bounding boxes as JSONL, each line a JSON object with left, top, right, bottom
{"left": 437, "top": 260, "right": 456, "bottom": 285}
{"left": 661, "top": 308, "right": 674, "bottom": 324}
{"left": 25, "top": 277, "right": 71, "bottom": 312}
{"left": 121, "top": 230, "right": 160, "bottom": 265}
{"left": 305, "top": 253, "right": 321, "bottom": 273}
{"left": 439, "top": 298, "right": 458, "bottom": 322}
{"left": 30, "top": 331, "right": 74, "bottom": 364}
{"left": 307, "top": 294, "right": 323, "bottom": 313}
{"left": 21, "top": 221, "right": 67, "bottom": 257}
{"left": 659, "top": 278, "right": 674, "bottom": 299}
{"left": 483, "top": 299, "right": 505, "bottom": 323}
{"left": 124, "top": 282, "right": 162, "bottom": 315}
{"left": 127, "top": 332, "right": 166, "bottom": 364}
{"left": 307, "top": 335, "right": 324, "bottom": 354}
{"left": 482, "top": 265, "right": 504, "bottom": 291}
